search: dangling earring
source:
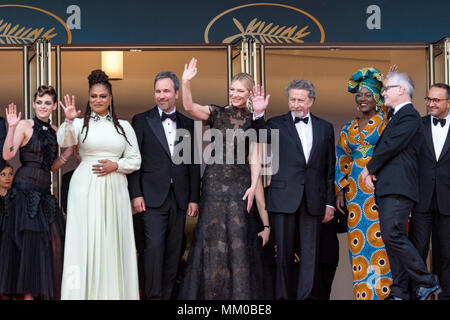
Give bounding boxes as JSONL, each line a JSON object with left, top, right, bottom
{"left": 247, "top": 98, "right": 253, "bottom": 112}
{"left": 107, "top": 103, "right": 113, "bottom": 121}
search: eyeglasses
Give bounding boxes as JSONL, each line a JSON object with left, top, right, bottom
{"left": 424, "top": 97, "right": 449, "bottom": 104}
{"left": 381, "top": 85, "right": 400, "bottom": 94}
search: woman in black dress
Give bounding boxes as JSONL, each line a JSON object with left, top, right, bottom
{"left": 0, "top": 86, "right": 67, "bottom": 300}
{"left": 178, "top": 58, "right": 271, "bottom": 299}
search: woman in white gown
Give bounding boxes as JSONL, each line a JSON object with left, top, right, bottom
{"left": 58, "top": 70, "right": 141, "bottom": 300}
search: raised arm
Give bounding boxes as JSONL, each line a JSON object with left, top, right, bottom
{"left": 2, "top": 103, "right": 26, "bottom": 161}
{"left": 181, "top": 58, "right": 211, "bottom": 121}
{"left": 57, "top": 94, "right": 81, "bottom": 147}
{"left": 251, "top": 85, "right": 270, "bottom": 117}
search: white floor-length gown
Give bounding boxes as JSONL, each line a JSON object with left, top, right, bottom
{"left": 58, "top": 114, "right": 141, "bottom": 300}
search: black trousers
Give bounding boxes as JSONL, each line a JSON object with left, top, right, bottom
{"left": 377, "top": 195, "right": 437, "bottom": 299}
{"left": 271, "top": 198, "right": 321, "bottom": 300}
{"left": 310, "top": 263, "right": 337, "bottom": 300}
{"left": 142, "top": 186, "right": 186, "bottom": 300}
{"left": 410, "top": 191, "right": 450, "bottom": 300}
{"left": 133, "top": 212, "right": 146, "bottom": 299}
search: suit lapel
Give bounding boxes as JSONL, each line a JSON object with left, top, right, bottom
{"left": 145, "top": 107, "right": 171, "bottom": 157}
{"left": 423, "top": 116, "right": 437, "bottom": 161}
{"left": 438, "top": 121, "right": 450, "bottom": 162}
{"left": 283, "top": 113, "right": 306, "bottom": 160}
{"left": 375, "top": 103, "right": 411, "bottom": 149}
{"left": 309, "top": 114, "right": 321, "bottom": 161}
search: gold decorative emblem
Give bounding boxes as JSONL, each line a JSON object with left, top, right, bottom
{"left": 0, "top": 19, "right": 57, "bottom": 44}
{"left": 0, "top": 4, "right": 72, "bottom": 44}
{"left": 204, "top": 3, "right": 325, "bottom": 44}
{"left": 223, "top": 17, "right": 311, "bottom": 44}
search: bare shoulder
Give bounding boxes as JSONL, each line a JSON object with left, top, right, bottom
{"left": 18, "top": 119, "right": 33, "bottom": 129}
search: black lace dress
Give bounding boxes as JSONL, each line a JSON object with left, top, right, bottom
{"left": 179, "top": 105, "right": 268, "bottom": 300}
{"left": 0, "top": 117, "right": 65, "bottom": 299}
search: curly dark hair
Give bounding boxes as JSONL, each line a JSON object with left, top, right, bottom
{"left": 81, "top": 69, "right": 131, "bottom": 145}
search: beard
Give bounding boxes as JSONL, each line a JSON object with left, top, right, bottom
{"left": 291, "top": 110, "right": 305, "bottom": 118}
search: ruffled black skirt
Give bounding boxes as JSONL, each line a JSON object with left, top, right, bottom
{"left": 0, "top": 186, "right": 65, "bottom": 299}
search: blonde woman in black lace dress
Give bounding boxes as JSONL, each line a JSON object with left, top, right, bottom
{"left": 179, "top": 58, "right": 272, "bottom": 299}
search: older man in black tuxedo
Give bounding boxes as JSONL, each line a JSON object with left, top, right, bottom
{"left": 362, "top": 72, "right": 440, "bottom": 300}
{"left": 409, "top": 83, "right": 450, "bottom": 300}
{"left": 253, "top": 79, "right": 336, "bottom": 300}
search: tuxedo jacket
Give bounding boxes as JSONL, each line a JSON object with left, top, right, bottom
{"left": 0, "top": 117, "right": 6, "bottom": 170}
{"left": 127, "top": 107, "right": 200, "bottom": 210}
{"left": 367, "top": 103, "right": 424, "bottom": 202}
{"left": 414, "top": 115, "right": 450, "bottom": 215}
{"left": 255, "top": 112, "right": 335, "bottom": 215}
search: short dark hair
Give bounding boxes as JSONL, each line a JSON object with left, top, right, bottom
{"left": 431, "top": 83, "right": 450, "bottom": 99}
{"left": 34, "top": 85, "right": 57, "bottom": 103}
{"left": 0, "top": 161, "right": 13, "bottom": 173}
{"left": 154, "top": 72, "right": 179, "bottom": 91}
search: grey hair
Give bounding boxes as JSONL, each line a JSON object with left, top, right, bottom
{"left": 154, "top": 71, "right": 180, "bottom": 92}
{"left": 285, "top": 79, "right": 316, "bottom": 99}
{"left": 385, "top": 72, "right": 415, "bottom": 98}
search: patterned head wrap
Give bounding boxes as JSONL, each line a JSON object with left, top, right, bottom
{"left": 348, "top": 67, "right": 384, "bottom": 107}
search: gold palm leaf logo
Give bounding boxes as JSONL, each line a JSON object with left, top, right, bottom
{"left": 0, "top": 18, "right": 57, "bottom": 44}
{"left": 223, "top": 17, "right": 311, "bottom": 44}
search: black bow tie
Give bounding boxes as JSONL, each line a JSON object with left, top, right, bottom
{"left": 294, "top": 116, "right": 309, "bottom": 124}
{"left": 387, "top": 108, "right": 395, "bottom": 120}
{"left": 161, "top": 112, "right": 176, "bottom": 122}
{"left": 433, "top": 117, "right": 446, "bottom": 127}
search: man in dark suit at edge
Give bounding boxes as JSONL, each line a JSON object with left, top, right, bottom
{"left": 253, "top": 79, "right": 336, "bottom": 300}
{"left": 409, "top": 83, "right": 450, "bottom": 300}
{"left": 127, "top": 72, "right": 200, "bottom": 300}
{"left": 362, "top": 72, "right": 440, "bottom": 300}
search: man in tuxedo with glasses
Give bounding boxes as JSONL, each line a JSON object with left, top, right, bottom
{"left": 409, "top": 83, "right": 450, "bottom": 300}
{"left": 362, "top": 72, "right": 440, "bottom": 300}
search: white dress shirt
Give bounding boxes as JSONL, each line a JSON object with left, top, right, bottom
{"left": 158, "top": 107, "right": 177, "bottom": 156}
{"left": 431, "top": 114, "right": 450, "bottom": 161}
{"left": 292, "top": 111, "right": 313, "bottom": 164}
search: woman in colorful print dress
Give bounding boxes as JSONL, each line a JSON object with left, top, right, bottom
{"left": 335, "top": 67, "right": 394, "bottom": 300}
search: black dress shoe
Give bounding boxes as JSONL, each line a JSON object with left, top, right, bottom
{"left": 385, "top": 294, "right": 403, "bottom": 300}
{"left": 416, "top": 285, "right": 442, "bottom": 300}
